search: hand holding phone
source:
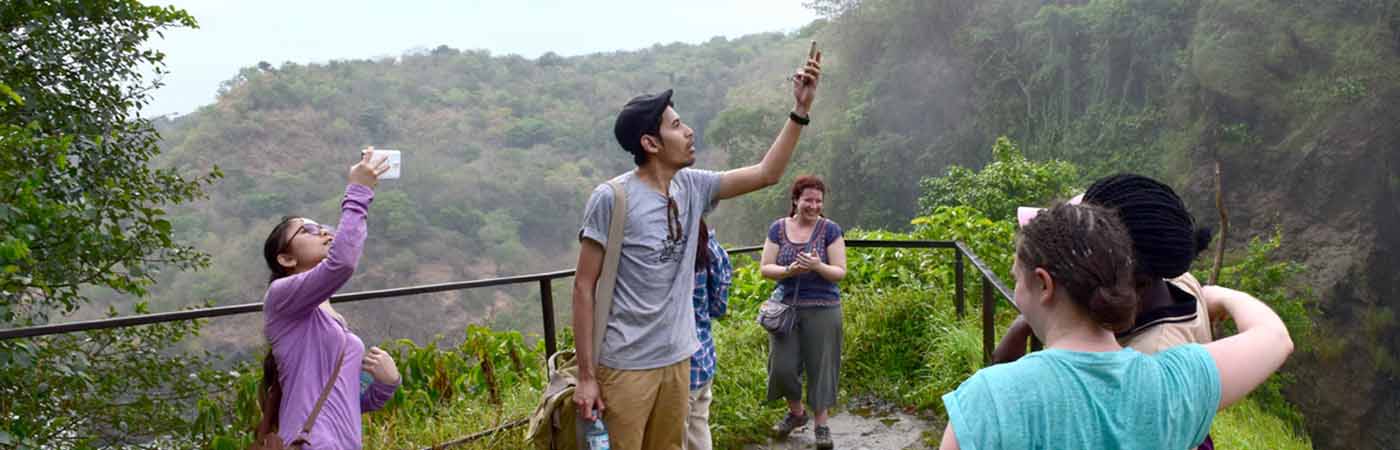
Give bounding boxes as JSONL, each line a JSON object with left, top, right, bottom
{"left": 349, "top": 147, "right": 390, "bottom": 188}
{"left": 792, "top": 40, "right": 822, "bottom": 114}
{"left": 354, "top": 148, "right": 402, "bottom": 179}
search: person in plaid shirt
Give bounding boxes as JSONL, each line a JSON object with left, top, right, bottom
{"left": 685, "top": 220, "right": 732, "bottom": 450}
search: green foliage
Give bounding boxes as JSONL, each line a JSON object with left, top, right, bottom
{"left": 7, "top": 0, "right": 1368, "bottom": 445}
{"left": 0, "top": 305, "right": 235, "bottom": 449}
{"left": 1195, "top": 231, "right": 1317, "bottom": 431}
{"left": 0, "top": 1, "right": 230, "bottom": 448}
{"left": 1208, "top": 232, "right": 1314, "bottom": 354}
{"left": 204, "top": 326, "right": 546, "bottom": 448}
{"left": 918, "top": 136, "right": 1079, "bottom": 221}
{"left": 0, "top": 0, "right": 218, "bottom": 322}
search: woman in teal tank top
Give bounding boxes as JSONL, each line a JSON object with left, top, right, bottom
{"left": 939, "top": 202, "right": 1294, "bottom": 450}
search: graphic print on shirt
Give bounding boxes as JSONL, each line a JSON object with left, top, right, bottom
{"left": 659, "top": 234, "right": 687, "bottom": 264}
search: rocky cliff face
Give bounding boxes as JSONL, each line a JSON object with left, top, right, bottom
{"left": 1182, "top": 85, "right": 1400, "bottom": 449}
{"left": 1175, "top": 3, "right": 1400, "bottom": 445}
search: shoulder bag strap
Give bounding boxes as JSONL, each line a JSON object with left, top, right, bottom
{"left": 592, "top": 178, "right": 627, "bottom": 365}
{"left": 292, "top": 334, "right": 348, "bottom": 446}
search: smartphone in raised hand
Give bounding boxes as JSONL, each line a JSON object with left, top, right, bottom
{"left": 377, "top": 150, "right": 401, "bottom": 180}
{"left": 358, "top": 148, "right": 402, "bottom": 179}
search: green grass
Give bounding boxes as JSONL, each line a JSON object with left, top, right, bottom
{"left": 1212, "top": 397, "right": 1313, "bottom": 450}
{"left": 363, "top": 382, "right": 540, "bottom": 449}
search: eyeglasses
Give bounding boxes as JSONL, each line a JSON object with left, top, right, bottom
{"left": 282, "top": 219, "right": 333, "bottom": 250}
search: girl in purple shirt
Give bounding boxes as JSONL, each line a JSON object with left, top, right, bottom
{"left": 257, "top": 149, "right": 400, "bottom": 449}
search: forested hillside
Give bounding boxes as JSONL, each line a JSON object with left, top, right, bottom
{"left": 115, "top": 0, "right": 1400, "bottom": 448}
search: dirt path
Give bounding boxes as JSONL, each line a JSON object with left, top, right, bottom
{"left": 743, "top": 397, "right": 940, "bottom": 450}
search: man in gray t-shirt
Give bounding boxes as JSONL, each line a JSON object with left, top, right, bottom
{"left": 579, "top": 168, "right": 720, "bottom": 370}
{"left": 571, "top": 44, "right": 823, "bottom": 450}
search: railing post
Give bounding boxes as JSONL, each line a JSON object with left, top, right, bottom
{"left": 954, "top": 247, "right": 965, "bottom": 319}
{"left": 539, "top": 279, "right": 557, "bottom": 359}
{"left": 982, "top": 276, "right": 995, "bottom": 365}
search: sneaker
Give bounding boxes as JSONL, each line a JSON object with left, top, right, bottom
{"left": 814, "top": 425, "right": 833, "bottom": 449}
{"left": 771, "top": 411, "right": 809, "bottom": 438}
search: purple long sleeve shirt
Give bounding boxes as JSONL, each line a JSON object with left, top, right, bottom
{"left": 263, "top": 184, "right": 398, "bottom": 449}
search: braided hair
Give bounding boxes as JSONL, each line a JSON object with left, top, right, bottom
{"left": 1083, "top": 174, "right": 1212, "bottom": 280}
{"left": 1017, "top": 202, "right": 1139, "bottom": 332}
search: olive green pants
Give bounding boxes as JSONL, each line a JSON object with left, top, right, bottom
{"left": 766, "top": 306, "right": 843, "bottom": 412}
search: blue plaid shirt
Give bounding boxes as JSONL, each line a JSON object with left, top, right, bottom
{"left": 690, "top": 234, "right": 732, "bottom": 391}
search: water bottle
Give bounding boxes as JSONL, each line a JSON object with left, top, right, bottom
{"left": 360, "top": 370, "right": 373, "bottom": 394}
{"left": 583, "top": 415, "right": 609, "bottom": 450}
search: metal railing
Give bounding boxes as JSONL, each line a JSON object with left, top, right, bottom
{"left": 0, "top": 239, "right": 1019, "bottom": 448}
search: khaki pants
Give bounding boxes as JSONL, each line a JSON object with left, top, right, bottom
{"left": 683, "top": 380, "right": 714, "bottom": 450}
{"left": 598, "top": 359, "right": 689, "bottom": 450}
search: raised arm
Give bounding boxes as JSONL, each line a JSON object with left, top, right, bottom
{"left": 990, "top": 315, "right": 1035, "bottom": 364}
{"left": 1202, "top": 285, "right": 1293, "bottom": 409}
{"left": 718, "top": 47, "right": 821, "bottom": 200}
{"left": 265, "top": 150, "right": 386, "bottom": 318}
{"left": 264, "top": 184, "right": 373, "bottom": 318}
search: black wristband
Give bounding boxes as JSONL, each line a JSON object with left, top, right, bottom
{"left": 789, "top": 111, "right": 810, "bottom": 126}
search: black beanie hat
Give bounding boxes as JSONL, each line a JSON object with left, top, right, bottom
{"left": 613, "top": 89, "right": 674, "bottom": 155}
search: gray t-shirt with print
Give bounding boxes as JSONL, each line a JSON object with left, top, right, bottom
{"left": 579, "top": 168, "right": 722, "bottom": 370}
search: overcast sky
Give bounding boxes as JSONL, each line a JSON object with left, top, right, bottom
{"left": 144, "top": 0, "right": 820, "bottom": 116}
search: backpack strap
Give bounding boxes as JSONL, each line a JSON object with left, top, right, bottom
{"left": 592, "top": 178, "right": 627, "bottom": 365}
{"left": 290, "top": 334, "right": 348, "bottom": 448}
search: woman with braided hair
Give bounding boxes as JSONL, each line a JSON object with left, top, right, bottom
{"left": 939, "top": 202, "right": 1293, "bottom": 450}
{"left": 1083, "top": 174, "right": 1218, "bottom": 349}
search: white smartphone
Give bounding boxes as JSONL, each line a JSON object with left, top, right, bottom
{"left": 374, "top": 149, "right": 401, "bottom": 179}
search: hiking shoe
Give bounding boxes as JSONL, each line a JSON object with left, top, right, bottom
{"left": 814, "top": 425, "right": 833, "bottom": 449}
{"left": 771, "top": 411, "right": 809, "bottom": 438}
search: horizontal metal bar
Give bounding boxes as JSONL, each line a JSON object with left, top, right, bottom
{"left": 846, "top": 239, "right": 959, "bottom": 249}
{"left": 0, "top": 270, "right": 576, "bottom": 340}
{"left": 0, "top": 240, "right": 979, "bottom": 340}
{"left": 0, "top": 303, "right": 268, "bottom": 340}
{"left": 332, "top": 269, "right": 577, "bottom": 303}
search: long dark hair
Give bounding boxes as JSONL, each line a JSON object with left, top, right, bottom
{"left": 256, "top": 349, "right": 281, "bottom": 435}
{"left": 257, "top": 216, "right": 300, "bottom": 433}
{"left": 1016, "top": 202, "right": 1139, "bottom": 332}
{"left": 263, "top": 216, "right": 300, "bottom": 284}
{"left": 695, "top": 219, "right": 710, "bottom": 273}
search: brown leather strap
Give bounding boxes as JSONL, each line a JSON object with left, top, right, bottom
{"left": 293, "top": 336, "right": 348, "bottom": 444}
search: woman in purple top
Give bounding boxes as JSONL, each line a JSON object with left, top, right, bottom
{"left": 257, "top": 148, "right": 401, "bottom": 449}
